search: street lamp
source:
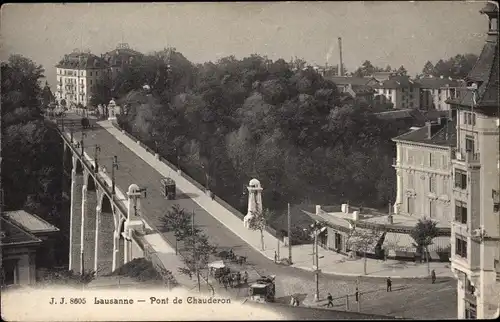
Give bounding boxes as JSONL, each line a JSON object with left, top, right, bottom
{"left": 80, "top": 132, "right": 87, "bottom": 156}
{"left": 111, "top": 156, "right": 119, "bottom": 196}
{"left": 93, "top": 145, "right": 101, "bottom": 173}
{"left": 201, "top": 164, "right": 209, "bottom": 192}
{"left": 174, "top": 147, "right": 180, "bottom": 170}
{"left": 310, "top": 221, "right": 325, "bottom": 302}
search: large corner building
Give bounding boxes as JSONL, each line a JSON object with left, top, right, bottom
{"left": 448, "top": 2, "right": 500, "bottom": 319}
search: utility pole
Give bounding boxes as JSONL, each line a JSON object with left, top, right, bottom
{"left": 288, "top": 202, "right": 292, "bottom": 264}
{"left": 192, "top": 211, "right": 200, "bottom": 292}
{"left": 111, "top": 156, "right": 119, "bottom": 196}
{"left": 315, "top": 231, "right": 320, "bottom": 301}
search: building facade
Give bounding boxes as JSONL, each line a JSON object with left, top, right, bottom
{"left": 416, "top": 76, "right": 462, "bottom": 111}
{"left": 372, "top": 74, "right": 421, "bottom": 110}
{"left": 101, "top": 43, "right": 144, "bottom": 80}
{"left": 1, "top": 217, "right": 41, "bottom": 286}
{"left": 448, "top": 2, "right": 500, "bottom": 319}
{"left": 328, "top": 76, "right": 377, "bottom": 105}
{"left": 55, "top": 50, "right": 109, "bottom": 108}
{"left": 392, "top": 117, "right": 456, "bottom": 224}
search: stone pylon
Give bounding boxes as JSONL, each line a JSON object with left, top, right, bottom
{"left": 243, "top": 178, "right": 263, "bottom": 229}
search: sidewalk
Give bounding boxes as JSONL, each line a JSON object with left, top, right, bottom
{"left": 98, "top": 120, "right": 453, "bottom": 280}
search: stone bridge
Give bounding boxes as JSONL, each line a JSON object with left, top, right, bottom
{"left": 59, "top": 119, "right": 146, "bottom": 275}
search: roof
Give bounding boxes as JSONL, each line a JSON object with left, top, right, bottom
{"left": 372, "top": 75, "right": 420, "bottom": 89}
{"left": 415, "top": 76, "right": 462, "bottom": 89}
{"left": 392, "top": 118, "right": 457, "bottom": 147}
{"left": 351, "top": 84, "right": 376, "bottom": 95}
{"left": 372, "top": 71, "right": 394, "bottom": 82}
{"left": 4, "top": 210, "right": 59, "bottom": 234}
{"left": 56, "top": 51, "right": 109, "bottom": 69}
{"left": 479, "top": 2, "right": 499, "bottom": 16}
{"left": 102, "top": 45, "right": 144, "bottom": 67}
{"left": 375, "top": 109, "right": 451, "bottom": 124}
{"left": 447, "top": 10, "right": 499, "bottom": 114}
{"left": 0, "top": 216, "right": 42, "bottom": 247}
{"left": 328, "top": 76, "right": 374, "bottom": 86}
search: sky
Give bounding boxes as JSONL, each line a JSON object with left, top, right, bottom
{"left": 0, "top": 1, "right": 490, "bottom": 89}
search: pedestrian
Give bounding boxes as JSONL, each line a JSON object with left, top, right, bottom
{"left": 237, "top": 272, "right": 241, "bottom": 286}
{"left": 211, "top": 191, "right": 215, "bottom": 200}
{"left": 223, "top": 276, "right": 228, "bottom": 290}
{"left": 431, "top": 269, "right": 436, "bottom": 284}
{"left": 274, "top": 251, "right": 278, "bottom": 263}
{"left": 327, "top": 292, "right": 334, "bottom": 308}
{"left": 243, "top": 271, "right": 248, "bottom": 284}
{"left": 355, "top": 287, "right": 359, "bottom": 302}
{"left": 386, "top": 277, "right": 392, "bottom": 292}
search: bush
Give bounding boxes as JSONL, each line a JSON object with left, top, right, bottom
{"left": 107, "top": 258, "right": 177, "bottom": 285}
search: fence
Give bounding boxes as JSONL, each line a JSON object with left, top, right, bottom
{"left": 110, "top": 122, "right": 280, "bottom": 240}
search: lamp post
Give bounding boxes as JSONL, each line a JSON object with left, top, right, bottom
{"left": 311, "top": 221, "right": 325, "bottom": 302}
{"left": 111, "top": 156, "right": 119, "bottom": 196}
{"left": 93, "top": 145, "right": 101, "bottom": 173}
{"left": 80, "top": 132, "right": 87, "bottom": 156}
{"left": 201, "top": 164, "right": 209, "bottom": 192}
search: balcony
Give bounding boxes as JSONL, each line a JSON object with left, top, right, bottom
{"left": 453, "top": 149, "right": 481, "bottom": 165}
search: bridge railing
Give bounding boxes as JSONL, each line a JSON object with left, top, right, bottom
{"left": 110, "top": 122, "right": 280, "bottom": 240}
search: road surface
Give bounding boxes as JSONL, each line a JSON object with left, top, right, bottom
{"left": 59, "top": 114, "right": 457, "bottom": 319}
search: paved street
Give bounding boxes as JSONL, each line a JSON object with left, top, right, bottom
{"left": 59, "top": 113, "right": 457, "bottom": 319}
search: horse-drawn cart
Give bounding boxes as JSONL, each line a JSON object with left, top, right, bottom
{"left": 208, "top": 260, "right": 230, "bottom": 279}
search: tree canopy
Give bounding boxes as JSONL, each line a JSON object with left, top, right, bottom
{"left": 420, "top": 54, "right": 478, "bottom": 79}
{"left": 115, "top": 51, "right": 406, "bottom": 235}
{"left": 1, "top": 54, "right": 66, "bottom": 266}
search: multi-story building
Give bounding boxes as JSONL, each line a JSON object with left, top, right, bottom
{"left": 392, "top": 116, "right": 456, "bottom": 224}
{"left": 101, "top": 43, "right": 144, "bottom": 80}
{"left": 416, "top": 75, "right": 463, "bottom": 111}
{"left": 448, "top": 2, "right": 500, "bottom": 319}
{"left": 328, "top": 76, "right": 377, "bottom": 105}
{"left": 372, "top": 74, "right": 421, "bottom": 110}
{"left": 55, "top": 50, "right": 109, "bottom": 108}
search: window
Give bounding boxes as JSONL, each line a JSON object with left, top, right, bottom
{"left": 442, "top": 178, "right": 449, "bottom": 195}
{"left": 429, "top": 200, "right": 437, "bottom": 218}
{"left": 2, "top": 259, "right": 18, "bottom": 285}
{"left": 90, "top": 80, "right": 93, "bottom": 85}
{"left": 442, "top": 155, "right": 448, "bottom": 170}
{"left": 90, "top": 71, "right": 93, "bottom": 76}
{"left": 455, "top": 237, "right": 467, "bottom": 258}
{"left": 96, "top": 71, "right": 99, "bottom": 77}
{"left": 407, "top": 151, "right": 413, "bottom": 164}
{"left": 455, "top": 170, "right": 467, "bottom": 189}
{"left": 465, "top": 136, "right": 475, "bottom": 153}
{"left": 465, "top": 301, "right": 476, "bottom": 319}
{"left": 408, "top": 173, "right": 414, "bottom": 188}
{"left": 455, "top": 201, "right": 468, "bottom": 224}
{"left": 407, "top": 197, "right": 415, "bottom": 214}
{"left": 429, "top": 176, "right": 436, "bottom": 193}
{"left": 429, "top": 153, "right": 434, "bottom": 168}
{"left": 438, "top": 89, "right": 442, "bottom": 96}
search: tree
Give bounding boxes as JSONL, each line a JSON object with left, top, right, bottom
{"left": 89, "top": 76, "right": 112, "bottom": 108}
{"left": 410, "top": 218, "right": 439, "bottom": 275}
{"left": 396, "top": 65, "right": 407, "bottom": 75}
{"left": 352, "top": 60, "right": 385, "bottom": 77}
{"left": 346, "top": 226, "right": 383, "bottom": 275}
{"left": 159, "top": 204, "right": 198, "bottom": 254}
{"left": 248, "top": 208, "right": 274, "bottom": 251}
{"left": 41, "top": 81, "right": 55, "bottom": 110}
{"left": 422, "top": 61, "right": 435, "bottom": 76}
{"left": 181, "top": 228, "right": 217, "bottom": 293}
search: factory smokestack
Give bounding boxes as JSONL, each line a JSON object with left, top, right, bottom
{"left": 338, "top": 37, "right": 343, "bottom": 76}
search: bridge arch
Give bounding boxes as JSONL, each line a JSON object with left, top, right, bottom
{"left": 75, "top": 158, "right": 83, "bottom": 175}
{"left": 68, "top": 155, "right": 85, "bottom": 273}
{"left": 95, "top": 193, "right": 115, "bottom": 275}
{"left": 82, "top": 172, "right": 98, "bottom": 273}
{"left": 114, "top": 218, "right": 126, "bottom": 270}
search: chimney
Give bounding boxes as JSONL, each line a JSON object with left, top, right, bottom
{"left": 338, "top": 37, "right": 343, "bottom": 76}
{"left": 440, "top": 75, "right": 444, "bottom": 79}
{"left": 426, "top": 121, "right": 432, "bottom": 139}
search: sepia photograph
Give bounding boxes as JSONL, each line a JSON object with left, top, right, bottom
{"left": 1, "top": 1, "right": 499, "bottom": 320}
